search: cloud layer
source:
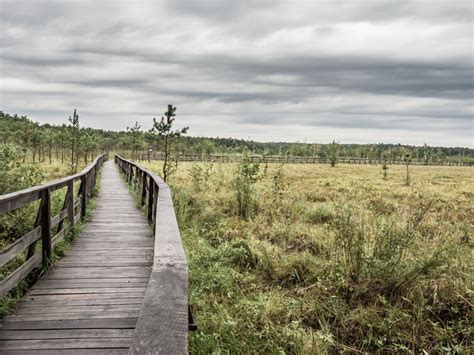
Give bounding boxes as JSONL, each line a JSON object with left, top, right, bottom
{"left": 1, "top": 0, "right": 472, "bottom": 146}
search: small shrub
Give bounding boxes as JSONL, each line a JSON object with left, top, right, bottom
{"left": 272, "top": 162, "right": 286, "bottom": 199}
{"left": 331, "top": 204, "right": 452, "bottom": 300}
{"left": 329, "top": 140, "right": 339, "bottom": 167}
{"left": 190, "top": 162, "right": 214, "bottom": 191}
{"left": 233, "top": 149, "right": 264, "bottom": 219}
{"left": 382, "top": 161, "right": 388, "bottom": 179}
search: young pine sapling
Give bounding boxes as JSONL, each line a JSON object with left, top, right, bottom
{"left": 152, "top": 105, "right": 188, "bottom": 182}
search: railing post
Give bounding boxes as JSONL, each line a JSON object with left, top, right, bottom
{"left": 81, "top": 175, "right": 87, "bottom": 220}
{"left": 67, "top": 180, "right": 75, "bottom": 228}
{"left": 141, "top": 173, "right": 147, "bottom": 206}
{"left": 26, "top": 204, "right": 42, "bottom": 259}
{"left": 92, "top": 165, "right": 97, "bottom": 195}
{"left": 40, "top": 188, "right": 52, "bottom": 267}
{"left": 148, "top": 177, "right": 154, "bottom": 225}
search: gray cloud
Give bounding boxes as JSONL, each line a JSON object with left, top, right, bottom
{"left": 0, "top": 0, "right": 472, "bottom": 146}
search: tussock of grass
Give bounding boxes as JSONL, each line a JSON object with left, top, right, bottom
{"left": 142, "top": 161, "right": 473, "bottom": 353}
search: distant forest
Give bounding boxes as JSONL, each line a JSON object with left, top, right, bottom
{"left": 1, "top": 111, "right": 472, "bottom": 163}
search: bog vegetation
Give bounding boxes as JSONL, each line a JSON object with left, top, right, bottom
{"left": 139, "top": 160, "right": 473, "bottom": 353}
{"left": 1, "top": 109, "right": 473, "bottom": 352}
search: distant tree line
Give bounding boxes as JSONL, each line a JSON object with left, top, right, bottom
{"left": 1, "top": 111, "right": 472, "bottom": 164}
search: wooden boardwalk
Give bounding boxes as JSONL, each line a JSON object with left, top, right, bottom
{"left": 0, "top": 161, "right": 154, "bottom": 354}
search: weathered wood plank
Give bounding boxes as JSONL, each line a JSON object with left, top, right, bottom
{"left": 0, "top": 349, "right": 128, "bottom": 355}
{"left": 4, "top": 310, "right": 140, "bottom": 321}
{"left": 32, "top": 278, "right": 148, "bottom": 288}
{"left": 0, "top": 226, "right": 41, "bottom": 267}
{"left": 21, "top": 293, "right": 146, "bottom": 301}
{"left": 1, "top": 317, "right": 138, "bottom": 330}
{"left": 130, "top": 266, "right": 188, "bottom": 354}
{"left": 0, "top": 328, "right": 133, "bottom": 340}
{"left": 50, "top": 209, "right": 67, "bottom": 228}
{"left": 0, "top": 338, "right": 132, "bottom": 350}
{"left": 14, "top": 304, "right": 142, "bottom": 315}
{"left": 0, "top": 254, "right": 41, "bottom": 297}
{"left": 51, "top": 229, "right": 66, "bottom": 248}
{"left": 28, "top": 287, "right": 147, "bottom": 295}
{"left": 17, "top": 298, "right": 143, "bottom": 307}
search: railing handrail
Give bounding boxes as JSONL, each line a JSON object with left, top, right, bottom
{"left": 0, "top": 154, "right": 108, "bottom": 214}
{"left": 114, "top": 155, "right": 188, "bottom": 354}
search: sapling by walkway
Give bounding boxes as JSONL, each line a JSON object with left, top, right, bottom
{"left": 329, "top": 140, "right": 339, "bottom": 167}
{"left": 151, "top": 105, "right": 188, "bottom": 182}
{"left": 68, "top": 109, "right": 80, "bottom": 173}
{"left": 233, "top": 149, "right": 265, "bottom": 219}
{"left": 403, "top": 153, "right": 412, "bottom": 186}
{"left": 382, "top": 154, "right": 389, "bottom": 179}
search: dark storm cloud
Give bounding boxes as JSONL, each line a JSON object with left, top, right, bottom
{"left": 0, "top": 0, "right": 472, "bottom": 146}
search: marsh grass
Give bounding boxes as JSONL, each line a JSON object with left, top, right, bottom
{"left": 142, "top": 161, "right": 472, "bottom": 353}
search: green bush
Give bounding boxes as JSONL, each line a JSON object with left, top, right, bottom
{"left": 233, "top": 150, "right": 264, "bottom": 219}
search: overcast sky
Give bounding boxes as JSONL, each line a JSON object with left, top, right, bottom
{"left": 0, "top": 0, "right": 473, "bottom": 147}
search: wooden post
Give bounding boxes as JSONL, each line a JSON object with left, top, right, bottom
{"left": 26, "top": 204, "right": 42, "bottom": 259}
{"left": 148, "top": 178, "right": 154, "bottom": 225}
{"left": 92, "top": 165, "right": 97, "bottom": 195}
{"left": 40, "top": 188, "right": 52, "bottom": 267}
{"left": 141, "top": 173, "right": 147, "bottom": 206}
{"left": 66, "top": 180, "right": 75, "bottom": 228}
{"left": 81, "top": 175, "right": 87, "bottom": 220}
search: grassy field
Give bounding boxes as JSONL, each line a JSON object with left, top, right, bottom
{"left": 140, "top": 160, "right": 473, "bottom": 353}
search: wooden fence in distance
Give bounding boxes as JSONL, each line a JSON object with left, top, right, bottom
{"left": 138, "top": 153, "right": 473, "bottom": 166}
{"left": 0, "top": 154, "right": 107, "bottom": 297}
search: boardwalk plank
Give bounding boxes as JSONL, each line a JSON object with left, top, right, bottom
{"left": 0, "top": 329, "right": 133, "bottom": 340}
{"left": 0, "top": 338, "right": 132, "bottom": 350}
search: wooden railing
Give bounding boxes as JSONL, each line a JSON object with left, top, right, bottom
{"left": 0, "top": 154, "right": 108, "bottom": 297}
{"left": 115, "top": 155, "right": 189, "bottom": 354}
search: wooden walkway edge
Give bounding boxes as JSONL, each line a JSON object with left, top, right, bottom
{"left": 0, "top": 161, "right": 154, "bottom": 354}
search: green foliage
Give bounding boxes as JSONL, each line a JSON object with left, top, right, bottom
{"left": 0, "top": 144, "right": 43, "bottom": 195}
{"left": 189, "top": 162, "right": 213, "bottom": 191}
{"left": 232, "top": 149, "right": 264, "bottom": 219}
{"left": 329, "top": 140, "right": 339, "bottom": 167}
{"left": 126, "top": 121, "right": 144, "bottom": 161}
{"left": 151, "top": 105, "right": 188, "bottom": 182}
{"left": 272, "top": 162, "right": 286, "bottom": 199}
{"left": 79, "top": 133, "right": 98, "bottom": 164}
